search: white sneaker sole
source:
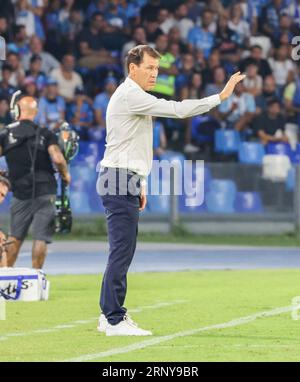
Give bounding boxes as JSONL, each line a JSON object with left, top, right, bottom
{"left": 97, "top": 325, "right": 107, "bottom": 333}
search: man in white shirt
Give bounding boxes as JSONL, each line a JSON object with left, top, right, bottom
{"left": 50, "top": 54, "right": 83, "bottom": 102}
{"left": 97, "top": 45, "right": 245, "bottom": 337}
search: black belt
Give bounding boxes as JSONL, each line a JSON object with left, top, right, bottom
{"left": 101, "top": 167, "right": 138, "bottom": 177}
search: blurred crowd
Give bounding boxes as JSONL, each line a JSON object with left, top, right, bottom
{"left": 0, "top": 0, "right": 300, "bottom": 160}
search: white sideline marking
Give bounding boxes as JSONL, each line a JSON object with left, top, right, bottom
{"left": 0, "top": 300, "right": 186, "bottom": 342}
{"left": 62, "top": 303, "right": 300, "bottom": 362}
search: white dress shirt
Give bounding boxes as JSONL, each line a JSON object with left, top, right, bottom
{"left": 100, "top": 77, "right": 220, "bottom": 181}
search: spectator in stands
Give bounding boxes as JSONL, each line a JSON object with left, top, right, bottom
{"left": 86, "top": 0, "right": 109, "bottom": 19}
{"left": 67, "top": 86, "right": 94, "bottom": 141}
{"left": 0, "top": 65, "right": 17, "bottom": 100}
{"left": 22, "top": 76, "right": 39, "bottom": 97}
{"left": 15, "top": 0, "right": 36, "bottom": 37}
{"left": 218, "top": 81, "right": 257, "bottom": 132}
{"left": 239, "top": 45, "right": 272, "bottom": 79}
{"left": 22, "top": 36, "right": 60, "bottom": 74}
{"left": 158, "top": 4, "right": 194, "bottom": 41}
{"left": 58, "top": 5, "right": 84, "bottom": 53}
{"left": 143, "top": 16, "right": 163, "bottom": 43}
{"left": 243, "top": 61, "right": 263, "bottom": 97}
{"left": 0, "top": 97, "right": 11, "bottom": 129}
{"left": 284, "top": 63, "right": 300, "bottom": 126}
{"left": 238, "top": 0, "right": 258, "bottom": 34}
{"left": 254, "top": 98, "right": 289, "bottom": 145}
{"left": 201, "top": 49, "right": 222, "bottom": 88}
{"left": 157, "top": 7, "right": 173, "bottom": 35}
{"left": 268, "top": 44, "right": 295, "bottom": 95}
{"left": 36, "top": 78, "right": 66, "bottom": 130}
{"left": 25, "top": 54, "right": 47, "bottom": 92}
{"left": 273, "top": 14, "right": 294, "bottom": 46}
{"left": 181, "top": 72, "right": 206, "bottom": 154}
{"left": 173, "top": 3, "right": 195, "bottom": 41}
{"left": 25, "top": 0, "right": 46, "bottom": 40}
{"left": 228, "top": 2, "right": 251, "bottom": 47}
{"left": 50, "top": 53, "right": 83, "bottom": 103}
{"left": 124, "top": 26, "right": 147, "bottom": 57}
{"left": 205, "top": 66, "right": 226, "bottom": 97}
{"left": 214, "top": 13, "right": 239, "bottom": 65}
{"left": 0, "top": 15, "right": 10, "bottom": 42}
{"left": 121, "top": 26, "right": 147, "bottom": 68}
{"left": 77, "top": 11, "right": 117, "bottom": 69}
{"left": 140, "top": 0, "right": 161, "bottom": 22}
{"left": 187, "top": 9, "right": 215, "bottom": 59}
{"left": 10, "top": 24, "right": 30, "bottom": 57}
{"left": 175, "top": 53, "right": 195, "bottom": 94}
{"left": 286, "top": 0, "right": 300, "bottom": 31}
{"left": 186, "top": 0, "right": 205, "bottom": 22}
{"left": 167, "top": 26, "right": 188, "bottom": 54}
{"left": 261, "top": 0, "right": 288, "bottom": 37}
{"left": 256, "top": 75, "right": 279, "bottom": 112}
{"left": 7, "top": 51, "right": 25, "bottom": 88}
{"left": 44, "top": 0, "right": 63, "bottom": 56}
{"left": 151, "top": 34, "right": 177, "bottom": 100}
{"left": 116, "top": 0, "right": 141, "bottom": 27}
{"left": 93, "top": 76, "right": 118, "bottom": 130}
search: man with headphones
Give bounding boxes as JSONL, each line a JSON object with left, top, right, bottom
{"left": 0, "top": 93, "right": 71, "bottom": 269}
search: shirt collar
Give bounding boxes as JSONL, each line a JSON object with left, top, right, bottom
{"left": 125, "top": 76, "right": 143, "bottom": 91}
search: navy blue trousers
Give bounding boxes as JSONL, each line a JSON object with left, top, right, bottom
{"left": 98, "top": 168, "right": 140, "bottom": 325}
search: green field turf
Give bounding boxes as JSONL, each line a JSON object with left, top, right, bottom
{"left": 1, "top": 270, "right": 300, "bottom": 362}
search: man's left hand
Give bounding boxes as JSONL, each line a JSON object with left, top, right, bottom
{"left": 219, "top": 71, "right": 246, "bottom": 102}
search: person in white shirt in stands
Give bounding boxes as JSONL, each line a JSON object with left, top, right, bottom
{"left": 22, "top": 36, "right": 59, "bottom": 75}
{"left": 50, "top": 54, "right": 83, "bottom": 103}
{"left": 96, "top": 45, "right": 245, "bottom": 337}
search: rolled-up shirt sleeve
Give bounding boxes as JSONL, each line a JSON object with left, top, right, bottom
{"left": 126, "top": 86, "right": 221, "bottom": 119}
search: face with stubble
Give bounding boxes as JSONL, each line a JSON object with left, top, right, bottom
{"left": 129, "top": 53, "right": 159, "bottom": 91}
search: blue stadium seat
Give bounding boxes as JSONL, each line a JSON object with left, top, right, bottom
{"left": 234, "top": 192, "right": 263, "bottom": 213}
{"left": 206, "top": 191, "right": 235, "bottom": 213}
{"left": 191, "top": 115, "right": 220, "bottom": 144}
{"left": 265, "top": 142, "right": 292, "bottom": 159}
{"left": 179, "top": 193, "right": 206, "bottom": 213}
{"left": 208, "top": 179, "right": 237, "bottom": 196}
{"left": 238, "top": 142, "right": 265, "bottom": 164}
{"left": 182, "top": 162, "right": 211, "bottom": 194}
{"left": 215, "top": 129, "right": 240, "bottom": 154}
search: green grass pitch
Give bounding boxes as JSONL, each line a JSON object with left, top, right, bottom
{"left": 1, "top": 269, "right": 300, "bottom": 362}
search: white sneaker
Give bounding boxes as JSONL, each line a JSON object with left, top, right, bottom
{"left": 97, "top": 313, "right": 108, "bottom": 333}
{"left": 184, "top": 143, "right": 200, "bottom": 154}
{"left": 105, "top": 314, "right": 152, "bottom": 336}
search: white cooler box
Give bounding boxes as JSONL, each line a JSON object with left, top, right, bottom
{"left": 0, "top": 268, "right": 50, "bottom": 301}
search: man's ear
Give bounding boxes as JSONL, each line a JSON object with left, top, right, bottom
{"left": 129, "top": 63, "right": 136, "bottom": 74}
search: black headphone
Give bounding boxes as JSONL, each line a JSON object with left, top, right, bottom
{"left": 10, "top": 90, "right": 22, "bottom": 120}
